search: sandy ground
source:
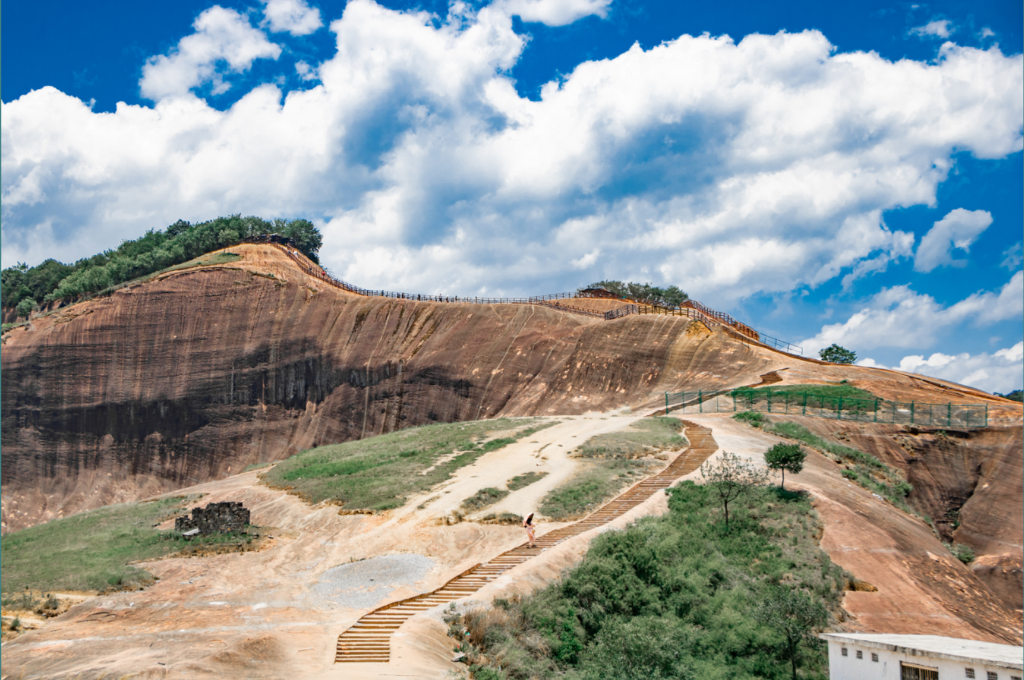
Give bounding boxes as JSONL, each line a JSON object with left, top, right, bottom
{"left": 0, "top": 412, "right": 663, "bottom": 679}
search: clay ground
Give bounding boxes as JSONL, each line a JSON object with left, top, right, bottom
{"left": 2, "top": 411, "right": 1020, "bottom": 679}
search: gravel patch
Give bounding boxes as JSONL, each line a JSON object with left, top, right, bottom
{"left": 310, "top": 554, "right": 435, "bottom": 610}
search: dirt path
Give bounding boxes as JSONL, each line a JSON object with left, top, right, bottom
{"left": 0, "top": 413, "right": 676, "bottom": 679}
{"left": 334, "top": 420, "right": 718, "bottom": 664}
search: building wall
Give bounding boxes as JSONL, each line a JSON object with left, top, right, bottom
{"left": 826, "top": 640, "right": 1022, "bottom": 680}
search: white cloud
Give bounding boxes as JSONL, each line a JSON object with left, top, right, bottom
{"left": 262, "top": 0, "right": 323, "bottom": 36}
{"left": 295, "top": 60, "right": 317, "bottom": 80}
{"left": 914, "top": 208, "right": 992, "bottom": 272}
{"left": 979, "top": 28, "right": 995, "bottom": 39}
{"left": 800, "top": 271, "right": 1024, "bottom": 353}
{"left": 842, "top": 228, "right": 915, "bottom": 290}
{"left": 859, "top": 341, "right": 1023, "bottom": 394}
{"left": 1001, "top": 242, "right": 1022, "bottom": 269}
{"left": 139, "top": 6, "right": 281, "bottom": 100}
{"left": 2, "top": 1, "right": 1023, "bottom": 309}
{"left": 499, "top": 0, "right": 612, "bottom": 26}
{"left": 910, "top": 19, "right": 954, "bottom": 39}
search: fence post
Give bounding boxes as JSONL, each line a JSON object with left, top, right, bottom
{"left": 699, "top": 390, "right": 703, "bottom": 413}
{"left": 910, "top": 402, "right": 915, "bottom": 425}
{"left": 802, "top": 392, "right": 807, "bottom": 416}
{"left": 985, "top": 403, "right": 988, "bottom": 427}
{"left": 665, "top": 392, "right": 669, "bottom": 415}
{"left": 891, "top": 401, "right": 896, "bottom": 424}
{"left": 947, "top": 403, "right": 951, "bottom": 427}
{"left": 874, "top": 399, "right": 879, "bottom": 423}
{"left": 838, "top": 397, "right": 843, "bottom": 420}
{"left": 767, "top": 389, "right": 772, "bottom": 414}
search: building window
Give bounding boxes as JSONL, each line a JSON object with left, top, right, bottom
{"left": 966, "top": 670, "right": 975, "bottom": 679}
{"left": 857, "top": 650, "right": 863, "bottom": 659}
{"left": 987, "top": 673, "right": 998, "bottom": 680}
{"left": 901, "top": 662, "right": 939, "bottom": 680}
{"left": 872, "top": 653, "right": 879, "bottom": 662}
{"left": 842, "top": 648, "right": 848, "bottom": 657}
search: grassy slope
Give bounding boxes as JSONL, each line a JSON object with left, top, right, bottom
{"left": 0, "top": 496, "right": 256, "bottom": 593}
{"left": 446, "top": 482, "right": 846, "bottom": 680}
{"left": 732, "top": 412, "right": 914, "bottom": 513}
{"left": 265, "top": 419, "right": 555, "bottom": 511}
{"left": 540, "top": 418, "right": 687, "bottom": 520}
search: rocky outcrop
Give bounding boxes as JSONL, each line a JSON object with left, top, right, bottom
{"left": 1, "top": 245, "right": 786, "bottom": 532}
{"left": 780, "top": 417, "right": 1023, "bottom": 615}
{"left": 175, "top": 502, "right": 250, "bottom": 535}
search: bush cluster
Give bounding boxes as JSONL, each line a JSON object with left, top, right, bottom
{"left": 446, "top": 482, "right": 844, "bottom": 680}
{"left": 1, "top": 215, "right": 321, "bottom": 312}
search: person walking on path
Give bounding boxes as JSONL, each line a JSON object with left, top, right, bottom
{"left": 523, "top": 512, "right": 537, "bottom": 548}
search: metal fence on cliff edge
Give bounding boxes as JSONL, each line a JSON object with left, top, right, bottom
{"left": 664, "top": 389, "right": 989, "bottom": 428}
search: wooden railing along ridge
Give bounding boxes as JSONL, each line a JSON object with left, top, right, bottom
{"left": 253, "top": 239, "right": 803, "bottom": 356}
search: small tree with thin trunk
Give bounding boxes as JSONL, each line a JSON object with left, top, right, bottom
{"left": 819, "top": 344, "right": 856, "bottom": 364}
{"left": 699, "top": 451, "right": 769, "bottom": 528}
{"left": 755, "top": 586, "right": 828, "bottom": 680}
{"left": 764, "top": 443, "right": 806, "bottom": 490}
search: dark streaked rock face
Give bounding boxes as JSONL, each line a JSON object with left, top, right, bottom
{"left": 1, "top": 244, "right": 783, "bottom": 533}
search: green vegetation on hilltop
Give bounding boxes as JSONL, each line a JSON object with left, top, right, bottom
{"left": 1, "top": 215, "right": 321, "bottom": 313}
{"left": 446, "top": 481, "right": 845, "bottom": 680}
{"left": 731, "top": 412, "right": 913, "bottom": 513}
{"left": 818, "top": 344, "right": 857, "bottom": 365}
{"left": 539, "top": 418, "right": 686, "bottom": 520}
{"left": 0, "top": 496, "right": 255, "bottom": 594}
{"left": 265, "top": 419, "right": 556, "bottom": 511}
{"left": 582, "top": 280, "right": 688, "bottom": 308}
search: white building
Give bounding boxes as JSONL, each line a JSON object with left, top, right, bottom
{"left": 820, "top": 633, "right": 1023, "bottom": 680}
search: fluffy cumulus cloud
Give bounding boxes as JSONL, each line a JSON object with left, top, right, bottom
{"left": 914, "top": 208, "right": 993, "bottom": 272}
{"left": 499, "top": 0, "right": 612, "bottom": 26}
{"left": 3, "top": 0, "right": 1023, "bottom": 304}
{"left": 859, "top": 342, "right": 1023, "bottom": 394}
{"left": 911, "top": 19, "right": 954, "bottom": 39}
{"left": 262, "top": 0, "right": 323, "bottom": 36}
{"left": 140, "top": 6, "right": 281, "bottom": 100}
{"left": 800, "top": 271, "right": 1024, "bottom": 353}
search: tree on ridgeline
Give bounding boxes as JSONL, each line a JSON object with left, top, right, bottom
{"left": 819, "top": 344, "right": 856, "bottom": 364}
{"left": 764, "top": 443, "right": 806, "bottom": 490}
{"left": 584, "top": 280, "right": 689, "bottom": 308}
{"left": 1, "top": 216, "right": 323, "bottom": 311}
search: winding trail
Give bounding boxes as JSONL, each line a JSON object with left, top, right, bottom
{"left": 335, "top": 420, "right": 719, "bottom": 663}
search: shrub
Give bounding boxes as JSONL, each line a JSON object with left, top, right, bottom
{"left": 948, "top": 543, "right": 975, "bottom": 564}
{"left": 819, "top": 344, "right": 856, "bottom": 364}
{"left": 733, "top": 411, "right": 768, "bottom": 427}
{"left": 462, "top": 487, "right": 510, "bottom": 512}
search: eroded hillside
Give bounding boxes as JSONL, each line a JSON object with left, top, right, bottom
{"left": 1, "top": 244, "right": 787, "bottom": 531}
{"left": 1, "top": 243, "right": 1019, "bottom": 541}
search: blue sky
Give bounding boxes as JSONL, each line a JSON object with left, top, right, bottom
{"left": 2, "top": 0, "right": 1022, "bottom": 392}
